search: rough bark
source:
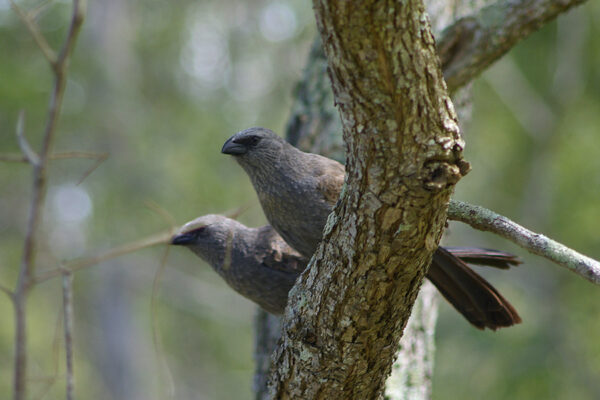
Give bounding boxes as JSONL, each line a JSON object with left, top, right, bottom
{"left": 253, "top": 311, "right": 282, "bottom": 399}
{"left": 385, "top": 282, "right": 438, "bottom": 400}
{"left": 283, "top": 36, "right": 444, "bottom": 400}
{"left": 255, "top": 0, "right": 586, "bottom": 396}
{"left": 437, "top": 0, "right": 588, "bottom": 93}
{"left": 267, "top": 1, "right": 468, "bottom": 398}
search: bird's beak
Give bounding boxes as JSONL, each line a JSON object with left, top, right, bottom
{"left": 171, "top": 232, "right": 195, "bottom": 245}
{"left": 221, "top": 137, "right": 248, "bottom": 155}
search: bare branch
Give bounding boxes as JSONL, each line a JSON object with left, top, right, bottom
{"left": 61, "top": 271, "right": 74, "bottom": 400}
{"left": 437, "top": 0, "right": 588, "bottom": 93}
{"left": 15, "top": 111, "right": 40, "bottom": 166}
{"left": 9, "top": 0, "right": 57, "bottom": 66}
{"left": 151, "top": 245, "right": 176, "bottom": 398}
{"left": 0, "top": 154, "right": 28, "bottom": 162}
{"left": 1, "top": 151, "right": 108, "bottom": 163}
{"left": 0, "top": 284, "right": 15, "bottom": 302}
{"left": 13, "top": 2, "right": 86, "bottom": 398}
{"left": 55, "top": 0, "right": 86, "bottom": 72}
{"left": 145, "top": 201, "right": 177, "bottom": 229}
{"left": 34, "top": 231, "right": 172, "bottom": 284}
{"left": 448, "top": 200, "right": 600, "bottom": 285}
{"left": 75, "top": 152, "right": 108, "bottom": 185}
{"left": 32, "top": 311, "right": 63, "bottom": 400}
{"left": 29, "top": 0, "right": 54, "bottom": 21}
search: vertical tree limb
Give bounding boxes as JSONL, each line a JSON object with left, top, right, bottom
{"left": 62, "top": 271, "right": 75, "bottom": 400}
{"left": 253, "top": 311, "right": 282, "bottom": 400}
{"left": 12, "top": 2, "right": 85, "bottom": 399}
{"left": 385, "top": 282, "right": 438, "bottom": 400}
{"left": 267, "top": 0, "right": 467, "bottom": 397}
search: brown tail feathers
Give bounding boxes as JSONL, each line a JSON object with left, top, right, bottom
{"left": 426, "top": 247, "right": 522, "bottom": 330}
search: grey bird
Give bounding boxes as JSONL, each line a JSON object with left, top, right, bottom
{"left": 172, "top": 214, "right": 522, "bottom": 323}
{"left": 222, "top": 127, "right": 522, "bottom": 330}
{"left": 171, "top": 214, "right": 305, "bottom": 315}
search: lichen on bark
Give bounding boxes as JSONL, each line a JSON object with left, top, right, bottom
{"left": 267, "top": 1, "right": 468, "bottom": 398}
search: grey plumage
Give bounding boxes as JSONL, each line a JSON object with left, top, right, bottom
{"left": 222, "top": 127, "right": 344, "bottom": 257}
{"left": 222, "top": 127, "right": 522, "bottom": 330}
{"left": 171, "top": 214, "right": 305, "bottom": 315}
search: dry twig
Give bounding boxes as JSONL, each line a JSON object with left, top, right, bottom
{"left": 61, "top": 271, "right": 74, "bottom": 400}
{"left": 12, "top": 1, "right": 86, "bottom": 399}
{"left": 34, "top": 231, "right": 172, "bottom": 284}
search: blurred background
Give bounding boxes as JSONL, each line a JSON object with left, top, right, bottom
{"left": 0, "top": 0, "right": 599, "bottom": 399}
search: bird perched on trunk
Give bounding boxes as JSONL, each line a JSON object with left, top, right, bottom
{"left": 171, "top": 214, "right": 305, "bottom": 315}
{"left": 222, "top": 127, "right": 522, "bottom": 330}
{"left": 172, "top": 214, "right": 521, "bottom": 327}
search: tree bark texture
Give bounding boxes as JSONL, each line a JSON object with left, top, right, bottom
{"left": 283, "top": 36, "right": 444, "bottom": 400}
{"left": 385, "top": 282, "right": 438, "bottom": 400}
{"left": 253, "top": 311, "right": 283, "bottom": 400}
{"left": 267, "top": 1, "right": 468, "bottom": 398}
{"left": 437, "top": 0, "right": 587, "bottom": 93}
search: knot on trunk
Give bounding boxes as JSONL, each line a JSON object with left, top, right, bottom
{"left": 422, "top": 159, "right": 470, "bottom": 190}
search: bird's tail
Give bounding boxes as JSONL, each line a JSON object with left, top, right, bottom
{"left": 426, "top": 247, "right": 522, "bottom": 330}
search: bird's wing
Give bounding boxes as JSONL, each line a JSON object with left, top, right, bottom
{"left": 313, "top": 155, "right": 345, "bottom": 206}
{"left": 255, "top": 226, "right": 308, "bottom": 274}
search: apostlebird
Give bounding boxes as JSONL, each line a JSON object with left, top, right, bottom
{"left": 221, "top": 127, "right": 522, "bottom": 330}
{"left": 172, "top": 214, "right": 521, "bottom": 327}
{"left": 171, "top": 214, "right": 305, "bottom": 315}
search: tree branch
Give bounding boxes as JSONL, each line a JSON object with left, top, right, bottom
{"left": 449, "top": 200, "right": 600, "bottom": 285}
{"left": 0, "top": 284, "right": 15, "bottom": 302}
{"left": 385, "top": 282, "right": 438, "bottom": 400}
{"left": 34, "top": 231, "right": 171, "bottom": 284}
{"left": 437, "top": 0, "right": 588, "bottom": 93}
{"left": 61, "top": 271, "right": 74, "bottom": 400}
{"left": 0, "top": 151, "right": 109, "bottom": 163}
{"left": 267, "top": 0, "right": 468, "bottom": 397}
{"left": 12, "top": 2, "right": 85, "bottom": 398}
{"left": 9, "top": 0, "right": 57, "bottom": 66}
{"left": 253, "top": 311, "right": 282, "bottom": 400}
{"left": 15, "top": 111, "right": 40, "bottom": 166}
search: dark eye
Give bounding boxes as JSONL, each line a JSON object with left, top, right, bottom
{"left": 189, "top": 226, "right": 208, "bottom": 236}
{"left": 233, "top": 135, "right": 261, "bottom": 147}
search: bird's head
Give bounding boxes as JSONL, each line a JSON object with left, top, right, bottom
{"left": 221, "top": 127, "right": 286, "bottom": 169}
{"left": 171, "top": 214, "right": 245, "bottom": 265}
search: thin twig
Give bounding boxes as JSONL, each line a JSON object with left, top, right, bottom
{"left": 54, "top": 0, "right": 86, "bottom": 73}
{"left": 29, "top": 0, "right": 54, "bottom": 20}
{"left": 224, "top": 203, "right": 253, "bottom": 220}
{"left": 0, "top": 154, "right": 30, "bottom": 163}
{"left": 76, "top": 152, "right": 108, "bottom": 185}
{"left": 50, "top": 151, "right": 107, "bottom": 160}
{"left": 145, "top": 201, "right": 177, "bottom": 228}
{"left": 13, "top": 1, "right": 86, "bottom": 399}
{"left": 0, "top": 150, "right": 108, "bottom": 185}
{"left": 0, "top": 284, "right": 15, "bottom": 302}
{"left": 448, "top": 200, "right": 600, "bottom": 285}
{"left": 32, "top": 309, "right": 63, "bottom": 400}
{"left": 15, "top": 111, "right": 40, "bottom": 166}
{"left": 1, "top": 151, "right": 109, "bottom": 163}
{"left": 9, "top": 0, "right": 57, "bottom": 66}
{"left": 61, "top": 270, "right": 74, "bottom": 400}
{"left": 34, "top": 231, "right": 172, "bottom": 284}
{"left": 151, "top": 245, "right": 176, "bottom": 398}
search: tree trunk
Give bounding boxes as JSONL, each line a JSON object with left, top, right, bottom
{"left": 266, "top": 1, "right": 467, "bottom": 397}
{"left": 252, "top": 0, "right": 584, "bottom": 396}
